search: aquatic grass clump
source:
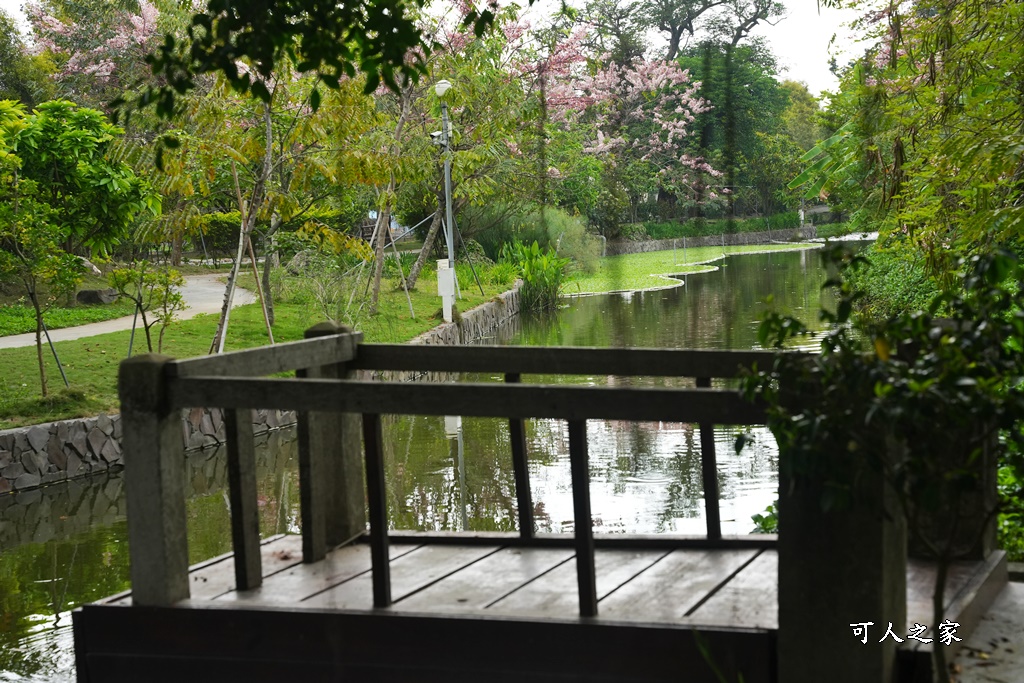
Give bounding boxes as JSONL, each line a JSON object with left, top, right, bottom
{"left": 501, "top": 241, "right": 570, "bottom": 312}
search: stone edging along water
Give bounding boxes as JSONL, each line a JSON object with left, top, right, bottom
{"left": 0, "top": 284, "right": 522, "bottom": 494}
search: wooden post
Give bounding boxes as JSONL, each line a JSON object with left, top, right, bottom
{"left": 225, "top": 408, "right": 262, "bottom": 590}
{"left": 363, "top": 412, "right": 392, "bottom": 607}
{"left": 296, "top": 323, "right": 366, "bottom": 563}
{"left": 568, "top": 419, "right": 597, "bottom": 617}
{"left": 504, "top": 373, "right": 534, "bottom": 539}
{"left": 696, "top": 377, "right": 721, "bottom": 540}
{"left": 119, "top": 354, "right": 189, "bottom": 606}
{"left": 777, "top": 440, "right": 906, "bottom": 683}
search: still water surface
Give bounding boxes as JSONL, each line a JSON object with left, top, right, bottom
{"left": 0, "top": 247, "right": 837, "bottom": 681}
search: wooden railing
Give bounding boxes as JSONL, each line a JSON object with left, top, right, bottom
{"left": 119, "top": 324, "right": 783, "bottom": 617}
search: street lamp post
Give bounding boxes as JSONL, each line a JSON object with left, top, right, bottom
{"left": 436, "top": 79, "right": 455, "bottom": 269}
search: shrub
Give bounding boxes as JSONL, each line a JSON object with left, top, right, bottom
{"left": 487, "top": 261, "right": 516, "bottom": 287}
{"left": 501, "top": 241, "right": 570, "bottom": 311}
{"left": 383, "top": 252, "right": 417, "bottom": 280}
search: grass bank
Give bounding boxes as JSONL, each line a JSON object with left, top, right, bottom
{"left": 0, "top": 271, "right": 506, "bottom": 428}
{"left": 566, "top": 243, "right": 819, "bottom": 295}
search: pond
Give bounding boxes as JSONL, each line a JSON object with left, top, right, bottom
{"left": 0, "top": 246, "right": 839, "bottom": 682}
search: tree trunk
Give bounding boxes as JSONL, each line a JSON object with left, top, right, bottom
{"left": 30, "top": 288, "right": 47, "bottom": 398}
{"left": 261, "top": 213, "right": 282, "bottom": 326}
{"left": 368, "top": 203, "right": 390, "bottom": 315}
{"left": 210, "top": 103, "right": 274, "bottom": 353}
{"left": 666, "top": 28, "right": 682, "bottom": 60}
{"left": 170, "top": 234, "right": 183, "bottom": 266}
{"left": 407, "top": 201, "right": 444, "bottom": 290}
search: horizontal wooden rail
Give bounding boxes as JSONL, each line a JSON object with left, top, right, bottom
{"left": 167, "top": 377, "right": 767, "bottom": 424}
{"left": 384, "top": 530, "right": 778, "bottom": 550}
{"left": 168, "top": 332, "right": 361, "bottom": 378}
{"left": 350, "top": 344, "right": 786, "bottom": 378}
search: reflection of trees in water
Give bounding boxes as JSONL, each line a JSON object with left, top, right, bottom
{"left": 386, "top": 414, "right": 520, "bottom": 532}
{"left": 507, "top": 251, "right": 832, "bottom": 351}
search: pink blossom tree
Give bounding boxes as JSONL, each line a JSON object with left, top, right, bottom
{"left": 25, "top": 0, "right": 161, "bottom": 108}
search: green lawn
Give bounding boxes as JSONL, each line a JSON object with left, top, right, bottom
{"left": 565, "top": 243, "right": 819, "bottom": 294}
{"left": 0, "top": 271, "right": 505, "bottom": 428}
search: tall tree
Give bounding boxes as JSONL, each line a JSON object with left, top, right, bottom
{"left": 0, "top": 10, "right": 55, "bottom": 105}
{"left": 0, "top": 100, "right": 156, "bottom": 395}
{"left": 639, "top": 0, "right": 727, "bottom": 59}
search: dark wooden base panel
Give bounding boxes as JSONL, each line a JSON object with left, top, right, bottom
{"left": 73, "top": 604, "right": 775, "bottom": 683}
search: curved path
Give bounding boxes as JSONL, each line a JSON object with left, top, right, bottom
{"left": 0, "top": 274, "right": 256, "bottom": 350}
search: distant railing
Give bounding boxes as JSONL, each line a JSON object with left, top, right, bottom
{"left": 119, "top": 324, "right": 784, "bottom": 618}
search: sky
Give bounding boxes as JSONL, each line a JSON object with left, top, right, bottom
{"left": 0, "top": 0, "right": 863, "bottom": 97}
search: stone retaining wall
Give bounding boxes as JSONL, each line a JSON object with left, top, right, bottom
{"left": 604, "top": 226, "right": 817, "bottom": 256}
{"left": 0, "top": 283, "right": 521, "bottom": 493}
{"left": 0, "top": 428, "right": 297, "bottom": 549}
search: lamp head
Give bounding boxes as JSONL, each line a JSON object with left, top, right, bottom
{"left": 435, "top": 79, "right": 452, "bottom": 98}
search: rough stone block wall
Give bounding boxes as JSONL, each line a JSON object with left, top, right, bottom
{"left": 1, "top": 282, "right": 521, "bottom": 493}
{"left": 603, "top": 226, "right": 817, "bottom": 256}
{"left": 0, "top": 428, "right": 297, "bottom": 548}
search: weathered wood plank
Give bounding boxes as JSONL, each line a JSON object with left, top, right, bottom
{"left": 168, "top": 331, "right": 360, "bottom": 378}
{"left": 384, "top": 530, "right": 777, "bottom": 550}
{"left": 568, "top": 419, "right": 597, "bottom": 617}
{"left": 505, "top": 373, "right": 534, "bottom": 539}
{"left": 298, "top": 323, "right": 366, "bottom": 547}
{"left": 216, "top": 543, "right": 421, "bottom": 605}
{"left": 363, "top": 412, "right": 391, "bottom": 607}
{"left": 225, "top": 408, "right": 262, "bottom": 590}
{"left": 119, "top": 354, "right": 189, "bottom": 607}
{"left": 106, "top": 535, "right": 305, "bottom": 605}
{"left": 393, "top": 547, "right": 575, "bottom": 613}
{"left": 599, "top": 548, "right": 759, "bottom": 622}
{"left": 295, "top": 373, "right": 327, "bottom": 564}
{"left": 168, "top": 377, "right": 767, "bottom": 424}
{"left": 350, "top": 343, "right": 784, "bottom": 378}
{"left": 686, "top": 549, "right": 777, "bottom": 629}
{"left": 696, "top": 376, "right": 721, "bottom": 540}
{"left": 487, "top": 549, "right": 669, "bottom": 616}
{"left": 302, "top": 545, "right": 501, "bottom": 610}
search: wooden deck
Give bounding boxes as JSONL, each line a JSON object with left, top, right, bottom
{"left": 73, "top": 333, "right": 1008, "bottom": 683}
{"left": 74, "top": 534, "right": 1006, "bottom": 683}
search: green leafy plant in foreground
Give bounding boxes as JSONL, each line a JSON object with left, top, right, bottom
{"left": 741, "top": 246, "right": 1024, "bottom": 682}
{"left": 500, "top": 241, "right": 570, "bottom": 312}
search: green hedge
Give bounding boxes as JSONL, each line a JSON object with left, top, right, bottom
{"left": 638, "top": 212, "right": 800, "bottom": 241}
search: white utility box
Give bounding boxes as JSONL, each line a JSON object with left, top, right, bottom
{"left": 437, "top": 259, "right": 455, "bottom": 322}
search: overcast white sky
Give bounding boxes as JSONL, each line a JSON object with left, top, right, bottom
{"left": 0, "top": 0, "right": 863, "bottom": 97}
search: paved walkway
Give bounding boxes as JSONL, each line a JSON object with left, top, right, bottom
{"left": 0, "top": 274, "right": 256, "bottom": 350}
{"left": 954, "top": 581, "right": 1024, "bottom": 682}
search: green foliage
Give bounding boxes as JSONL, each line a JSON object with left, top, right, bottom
{"left": 751, "top": 503, "right": 778, "bottom": 534}
{"left": 108, "top": 262, "right": 186, "bottom": 353}
{"left": 747, "top": 247, "right": 1024, "bottom": 514}
{"left": 0, "top": 11, "right": 54, "bottom": 105}
{"left": 487, "top": 261, "right": 516, "bottom": 287}
{"left": 7, "top": 100, "right": 159, "bottom": 256}
{"left": 642, "top": 213, "right": 799, "bottom": 240}
{"left": 844, "top": 242, "right": 943, "bottom": 319}
{"left": 383, "top": 251, "right": 417, "bottom": 280}
{"left": 200, "top": 208, "right": 363, "bottom": 258}
{"left": 742, "top": 247, "right": 1024, "bottom": 676}
{"left": 501, "top": 241, "right": 570, "bottom": 312}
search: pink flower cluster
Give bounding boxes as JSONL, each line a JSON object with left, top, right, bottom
{"left": 26, "top": 0, "right": 159, "bottom": 86}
